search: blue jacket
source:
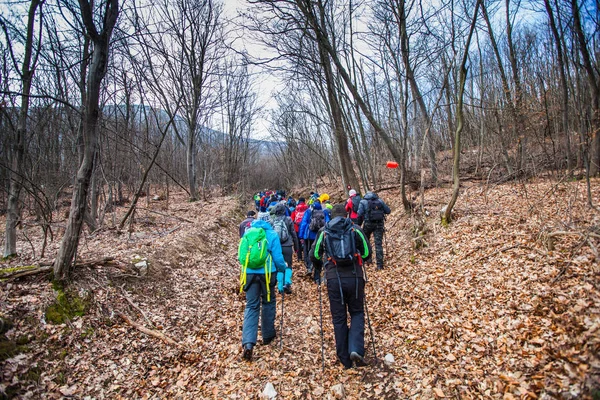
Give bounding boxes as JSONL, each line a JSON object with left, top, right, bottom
{"left": 299, "top": 203, "right": 330, "bottom": 240}
{"left": 245, "top": 220, "right": 287, "bottom": 274}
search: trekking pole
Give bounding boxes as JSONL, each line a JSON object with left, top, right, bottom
{"left": 362, "top": 265, "right": 378, "bottom": 363}
{"left": 318, "top": 280, "right": 325, "bottom": 372}
{"left": 280, "top": 290, "right": 284, "bottom": 350}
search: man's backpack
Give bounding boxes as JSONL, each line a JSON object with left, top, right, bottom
{"left": 238, "top": 227, "right": 270, "bottom": 269}
{"left": 351, "top": 196, "right": 361, "bottom": 213}
{"left": 367, "top": 198, "right": 385, "bottom": 222}
{"left": 324, "top": 223, "right": 357, "bottom": 268}
{"left": 309, "top": 209, "right": 325, "bottom": 232}
{"left": 271, "top": 216, "right": 290, "bottom": 243}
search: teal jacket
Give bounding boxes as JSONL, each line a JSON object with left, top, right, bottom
{"left": 243, "top": 220, "right": 287, "bottom": 274}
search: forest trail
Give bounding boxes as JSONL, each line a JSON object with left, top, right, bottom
{"left": 1, "top": 179, "right": 599, "bottom": 399}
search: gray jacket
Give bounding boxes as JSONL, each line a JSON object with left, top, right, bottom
{"left": 271, "top": 203, "right": 299, "bottom": 250}
{"left": 357, "top": 192, "right": 391, "bottom": 222}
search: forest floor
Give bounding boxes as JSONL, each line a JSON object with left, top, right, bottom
{"left": 0, "top": 177, "right": 599, "bottom": 399}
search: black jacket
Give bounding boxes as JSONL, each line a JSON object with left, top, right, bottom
{"left": 310, "top": 216, "right": 371, "bottom": 280}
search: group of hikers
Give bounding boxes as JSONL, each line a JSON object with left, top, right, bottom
{"left": 237, "top": 188, "right": 391, "bottom": 369}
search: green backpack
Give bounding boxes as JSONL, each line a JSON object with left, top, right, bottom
{"left": 238, "top": 227, "right": 273, "bottom": 300}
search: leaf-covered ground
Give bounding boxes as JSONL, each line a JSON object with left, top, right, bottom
{"left": 1, "top": 178, "right": 599, "bottom": 399}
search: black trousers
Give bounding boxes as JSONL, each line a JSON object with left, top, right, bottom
{"left": 362, "top": 221, "right": 385, "bottom": 268}
{"left": 326, "top": 276, "right": 365, "bottom": 368}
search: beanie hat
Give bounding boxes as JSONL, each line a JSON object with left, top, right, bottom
{"left": 349, "top": 189, "right": 357, "bottom": 196}
{"left": 298, "top": 197, "right": 305, "bottom": 203}
{"left": 247, "top": 210, "right": 256, "bottom": 217}
{"left": 331, "top": 204, "right": 346, "bottom": 218}
{"left": 319, "top": 193, "right": 330, "bottom": 202}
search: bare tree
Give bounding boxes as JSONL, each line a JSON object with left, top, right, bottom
{"left": 442, "top": 0, "right": 481, "bottom": 224}
{"left": 1, "top": 0, "right": 44, "bottom": 258}
{"left": 54, "top": 0, "right": 119, "bottom": 279}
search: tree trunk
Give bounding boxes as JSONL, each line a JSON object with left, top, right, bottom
{"left": 317, "top": 38, "right": 359, "bottom": 194}
{"left": 443, "top": 0, "right": 481, "bottom": 224}
{"left": 4, "top": 0, "right": 43, "bottom": 258}
{"left": 54, "top": 0, "right": 119, "bottom": 280}
{"left": 544, "top": 2, "right": 569, "bottom": 172}
{"left": 394, "top": 0, "right": 438, "bottom": 184}
{"left": 571, "top": 0, "right": 600, "bottom": 177}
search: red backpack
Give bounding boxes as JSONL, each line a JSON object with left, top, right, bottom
{"left": 294, "top": 209, "right": 306, "bottom": 229}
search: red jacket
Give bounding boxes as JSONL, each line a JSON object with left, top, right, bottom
{"left": 345, "top": 195, "right": 359, "bottom": 219}
{"left": 291, "top": 202, "right": 308, "bottom": 233}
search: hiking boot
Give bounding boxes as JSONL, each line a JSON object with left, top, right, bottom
{"left": 350, "top": 352, "right": 368, "bottom": 367}
{"left": 306, "top": 266, "right": 313, "bottom": 275}
{"left": 242, "top": 344, "right": 253, "bottom": 361}
{"left": 283, "top": 285, "right": 292, "bottom": 295}
{"left": 262, "top": 334, "right": 276, "bottom": 345}
{"left": 377, "top": 265, "right": 384, "bottom": 270}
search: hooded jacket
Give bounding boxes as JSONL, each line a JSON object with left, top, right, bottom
{"left": 271, "top": 203, "right": 299, "bottom": 250}
{"left": 244, "top": 220, "right": 287, "bottom": 275}
{"left": 357, "top": 192, "right": 391, "bottom": 223}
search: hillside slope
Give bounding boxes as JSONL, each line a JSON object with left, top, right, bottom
{"left": 1, "top": 179, "right": 599, "bottom": 399}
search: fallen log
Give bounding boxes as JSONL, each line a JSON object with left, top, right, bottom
{"left": 117, "top": 312, "right": 180, "bottom": 347}
{"left": 1, "top": 257, "right": 116, "bottom": 281}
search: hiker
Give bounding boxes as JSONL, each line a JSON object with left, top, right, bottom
{"left": 357, "top": 192, "right": 391, "bottom": 270}
{"left": 270, "top": 203, "right": 298, "bottom": 294}
{"left": 239, "top": 210, "right": 256, "bottom": 238}
{"left": 345, "top": 189, "right": 363, "bottom": 225}
{"left": 310, "top": 204, "right": 372, "bottom": 369}
{"left": 238, "top": 219, "right": 287, "bottom": 361}
{"left": 307, "top": 192, "right": 320, "bottom": 206}
{"left": 254, "top": 193, "right": 261, "bottom": 211}
{"left": 291, "top": 197, "right": 308, "bottom": 262}
{"left": 299, "top": 200, "right": 329, "bottom": 276}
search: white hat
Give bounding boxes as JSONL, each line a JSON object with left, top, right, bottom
{"left": 349, "top": 189, "right": 357, "bottom": 196}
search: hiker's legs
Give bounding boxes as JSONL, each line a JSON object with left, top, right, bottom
{"left": 347, "top": 278, "right": 365, "bottom": 357}
{"left": 373, "top": 224, "right": 384, "bottom": 268}
{"left": 260, "top": 278, "right": 277, "bottom": 341}
{"left": 278, "top": 246, "right": 294, "bottom": 292}
{"left": 327, "top": 278, "right": 351, "bottom": 369}
{"left": 303, "top": 239, "right": 314, "bottom": 271}
{"left": 362, "top": 223, "right": 374, "bottom": 244}
{"left": 297, "top": 238, "right": 303, "bottom": 261}
{"left": 242, "top": 277, "right": 261, "bottom": 347}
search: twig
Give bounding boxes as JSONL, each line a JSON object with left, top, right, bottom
{"left": 474, "top": 244, "right": 521, "bottom": 263}
{"left": 121, "top": 288, "right": 153, "bottom": 326}
{"left": 159, "top": 225, "right": 182, "bottom": 237}
{"left": 117, "top": 312, "right": 180, "bottom": 347}
{"left": 136, "top": 207, "right": 194, "bottom": 224}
